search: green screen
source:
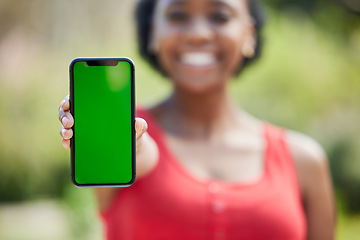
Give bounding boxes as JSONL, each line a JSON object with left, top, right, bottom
{"left": 71, "top": 59, "right": 134, "bottom": 186}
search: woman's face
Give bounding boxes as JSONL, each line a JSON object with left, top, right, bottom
{"left": 151, "top": 0, "right": 255, "bottom": 93}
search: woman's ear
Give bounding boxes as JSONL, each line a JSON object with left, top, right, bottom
{"left": 241, "top": 21, "right": 256, "bottom": 58}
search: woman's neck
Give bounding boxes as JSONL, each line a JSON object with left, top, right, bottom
{"left": 158, "top": 85, "right": 240, "bottom": 139}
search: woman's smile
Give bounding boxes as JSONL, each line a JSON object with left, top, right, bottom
{"left": 180, "top": 52, "right": 216, "bottom": 67}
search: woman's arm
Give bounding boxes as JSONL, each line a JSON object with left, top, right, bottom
{"left": 59, "top": 95, "right": 159, "bottom": 211}
{"left": 288, "top": 131, "right": 336, "bottom": 240}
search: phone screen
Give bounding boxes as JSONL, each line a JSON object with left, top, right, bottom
{"left": 70, "top": 58, "right": 135, "bottom": 187}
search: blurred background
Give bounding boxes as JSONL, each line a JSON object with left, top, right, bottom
{"left": 0, "top": 0, "right": 359, "bottom": 239}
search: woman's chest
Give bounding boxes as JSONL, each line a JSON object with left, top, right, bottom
{"left": 115, "top": 159, "right": 306, "bottom": 240}
{"left": 165, "top": 134, "right": 266, "bottom": 183}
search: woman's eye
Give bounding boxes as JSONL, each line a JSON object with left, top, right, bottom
{"left": 167, "top": 11, "right": 189, "bottom": 23}
{"left": 210, "top": 12, "right": 231, "bottom": 24}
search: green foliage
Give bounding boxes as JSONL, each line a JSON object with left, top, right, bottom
{"left": 62, "top": 186, "right": 102, "bottom": 240}
{"left": 0, "top": 47, "right": 70, "bottom": 202}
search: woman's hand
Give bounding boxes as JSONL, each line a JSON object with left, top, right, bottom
{"left": 58, "top": 95, "right": 73, "bottom": 149}
{"left": 58, "top": 95, "right": 159, "bottom": 178}
{"left": 58, "top": 94, "right": 159, "bottom": 210}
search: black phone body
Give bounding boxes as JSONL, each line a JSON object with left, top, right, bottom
{"left": 69, "top": 57, "right": 136, "bottom": 187}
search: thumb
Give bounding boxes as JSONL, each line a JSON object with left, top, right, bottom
{"left": 135, "top": 118, "right": 148, "bottom": 140}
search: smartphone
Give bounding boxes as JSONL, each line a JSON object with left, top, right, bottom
{"left": 69, "top": 57, "right": 135, "bottom": 187}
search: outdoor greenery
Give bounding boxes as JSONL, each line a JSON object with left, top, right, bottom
{"left": 0, "top": 0, "right": 359, "bottom": 239}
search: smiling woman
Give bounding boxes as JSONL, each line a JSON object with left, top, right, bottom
{"left": 58, "top": 0, "right": 336, "bottom": 239}
{"left": 149, "top": 0, "right": 255, "bottom": 92}
{"left": 136, "top": 0, "right": 265, "bottom": 76}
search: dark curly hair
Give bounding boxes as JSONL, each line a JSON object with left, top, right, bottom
{"left": 134, "top": 0, "right": 265, "bottom": 76}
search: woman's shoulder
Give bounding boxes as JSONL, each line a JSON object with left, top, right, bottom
{"left": 286, "top": 130, "right": 326, "bottom": 165}
{"left": 285, "top": 129, "right": 329, "bottom": 196}
{"left": 284, "top": 129, "right": 335, "bottom": 235}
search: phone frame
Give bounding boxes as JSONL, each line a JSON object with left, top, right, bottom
{"left": 69, "top": 57, "right": 136, "bottom": 187}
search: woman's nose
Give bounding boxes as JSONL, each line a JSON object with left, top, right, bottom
{"left": 184, "top": 16, "right": 214, "bottom": 44}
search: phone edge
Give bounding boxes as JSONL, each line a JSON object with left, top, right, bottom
{"left": 69, "top": 57, "right": 136, "bottom": 188}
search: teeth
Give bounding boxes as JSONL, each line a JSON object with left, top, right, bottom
{"left": 181, "top": 52, "right": 215, "bottom": 66}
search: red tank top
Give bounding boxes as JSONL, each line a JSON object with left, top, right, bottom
{"left": 100, "top": 109, "right": 307, "bottom": 240}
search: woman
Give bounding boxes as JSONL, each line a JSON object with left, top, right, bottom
{"left": 58, "top": 0, "right": 335, "bottom": 239}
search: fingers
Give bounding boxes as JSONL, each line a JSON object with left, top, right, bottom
{"left": 58, "top": 110, "right": 74, "bottom": 128}
{"left": 135, "top": 118, "right": 148, "bottom": 140}
{"left": 59, "top": 95, "right": 72, "bottom": 150}
{"left": 60, "top": 126, "right": 73, "bottom": 140}
{"left": 59, "top": 95, "right": 72, "bottom": 126}
{"left": 58, "top": 95, "right": 71, "bottom": 124}
{"left": 61, "top": 95, "right": 70, "bottom": 111}
{"left": 62, "top": 139, "right": 71, "bottom": 150}
{"left": 60, "top": 125, "right": 73, "bottom": 149}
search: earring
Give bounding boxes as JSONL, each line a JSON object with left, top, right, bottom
{"left": 242, "top": 44, "right": 255, "bottom": 58}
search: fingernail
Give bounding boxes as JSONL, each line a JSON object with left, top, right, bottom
{"left": 62, "top": 129, "right": 66, "bottom": 136}
{"left": 61, "top": 100, "right": 65, "bottom": 107}
{"left": 135, "top": 119, "right": 142, "bottom": 132}
{"left": 140, "top": 121, "right": 144, "bottom": 132}
{"left": 62, "top": 117, "right": 68, "bottom": 125}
